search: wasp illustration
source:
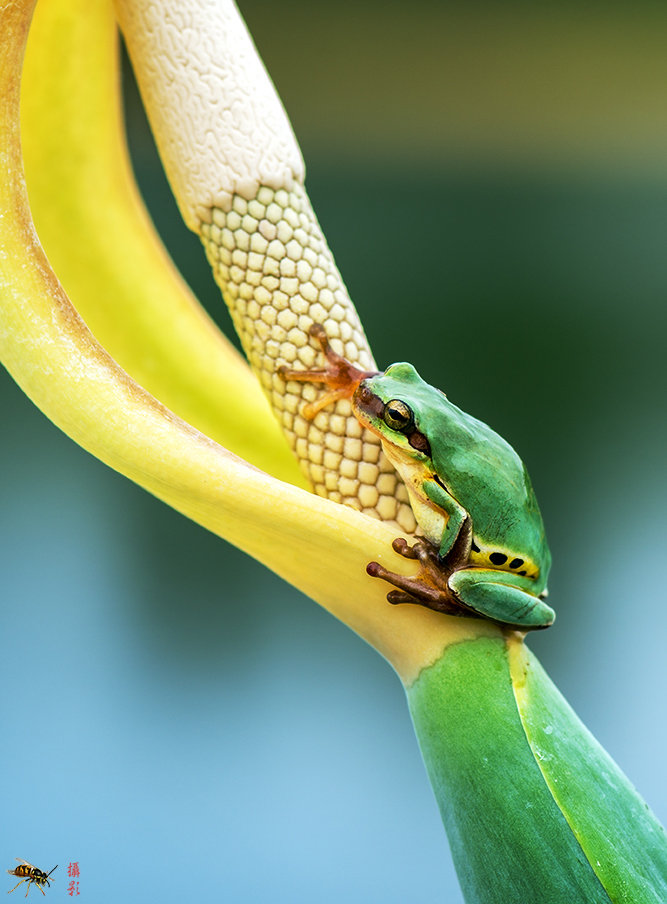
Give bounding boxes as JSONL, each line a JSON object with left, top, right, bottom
{"left": 6, "top": 860, "right": 57, "bottom": 897}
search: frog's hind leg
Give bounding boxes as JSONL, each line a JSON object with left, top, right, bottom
{"left": 367, "top": 536, "right": 471, "bottom": 617}
{"left": 448, "top": 568, "right": 555, "bottom": 630}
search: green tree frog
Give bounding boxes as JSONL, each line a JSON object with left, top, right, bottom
{"left": 281, "top": 325, "right": 555, "bottom": 631}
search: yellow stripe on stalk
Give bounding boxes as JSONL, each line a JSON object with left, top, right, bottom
{"left": 0, "top": 0, "right": 498, "bottom": 685}
{"left": 19, "top": 0, "right": 304, "bottom": 487}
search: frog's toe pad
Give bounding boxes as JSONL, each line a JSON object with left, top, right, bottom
{"left": 387, "top": 590, "right": 421, "bottom": 606}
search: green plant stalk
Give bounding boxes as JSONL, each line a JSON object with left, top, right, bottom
{"left": 407, "top": 635, "right": 667, "bottom": 903}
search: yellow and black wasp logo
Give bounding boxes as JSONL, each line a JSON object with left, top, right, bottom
{"left": 6, "top": 860, "right": 57, "bottom": 898}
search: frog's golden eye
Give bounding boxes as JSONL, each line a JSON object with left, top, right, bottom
{"left": 383, "top": 399, "right": 414, "bottom": 433}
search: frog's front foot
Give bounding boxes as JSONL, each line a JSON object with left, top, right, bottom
{"left": 278, "top": 323, "right": 377, "bottom": 419}
{"left": 367, "top": 537, "right": 473, "bottom": 618}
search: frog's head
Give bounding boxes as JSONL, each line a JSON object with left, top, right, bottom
{"left": 352, "top": 362, "right": 443, "bottom": 464}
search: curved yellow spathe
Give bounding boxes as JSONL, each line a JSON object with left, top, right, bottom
{"left": 0, "top": 0, "right": 499, "bottom": 685}
{"left": 19, "top": 0, "right": 305, "bottom": 488}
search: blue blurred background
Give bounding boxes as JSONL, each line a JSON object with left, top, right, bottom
{"left": 2, "top": 2, "right": 666, "bottom": 901}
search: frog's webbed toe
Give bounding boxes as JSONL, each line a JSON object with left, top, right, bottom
{"left": 278, "top": 323, "right": 376, "bottom": 419}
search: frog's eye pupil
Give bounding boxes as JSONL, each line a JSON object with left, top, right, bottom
{"left": 383, "top": 399, "right": 414, "bottom": 433}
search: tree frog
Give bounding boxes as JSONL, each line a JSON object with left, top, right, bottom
{"left": 281, "top": 325, "right": 555, "bottom": 630}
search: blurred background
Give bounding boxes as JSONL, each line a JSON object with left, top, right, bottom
{"left": 2, "top": 1, "right": 666, "bottom": 901}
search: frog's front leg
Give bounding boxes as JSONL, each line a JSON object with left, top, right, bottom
{"left": 278, "top": 324, "right": 377, "bottom": 419}
{"left": 423, "top": 476, "right": 471, "bottom": 560}
{"left": 449, "top": 567, "right": 555, "bottom": 630}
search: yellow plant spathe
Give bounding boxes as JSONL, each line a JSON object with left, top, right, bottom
{"left": 20, "top": 0, "right": 304, "bottom": 487}
{"left": 0, "top": 0, "right": 499, "bottom": 684}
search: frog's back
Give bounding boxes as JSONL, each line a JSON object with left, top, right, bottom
{"left": 425, "top": 394, "right": 550, "bottom": 584}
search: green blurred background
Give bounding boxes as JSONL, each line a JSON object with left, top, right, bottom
{"left": 2, "top": 2, "right": 666, "bottom": 901}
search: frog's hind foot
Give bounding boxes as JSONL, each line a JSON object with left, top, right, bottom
{"left": 278, "top": 324, "right": 377, "bottom": 419}
{"left": 367, "top": 537, "right": 471, "bottom": 618}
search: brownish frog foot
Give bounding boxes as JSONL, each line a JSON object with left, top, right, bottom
{"left": 367, "top": 533, "right": 479, "bottom": 619}
{"left": 278, "top": 323, "right": 377, "bottom": 419}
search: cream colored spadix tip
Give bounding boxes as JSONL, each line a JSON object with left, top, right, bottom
{"left": 114, "top": 0, "right": 305, "bottom": 229}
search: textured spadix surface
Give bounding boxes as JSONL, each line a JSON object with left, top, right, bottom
{"left": 115, "top": 0, "right": 416, "bottom": 531}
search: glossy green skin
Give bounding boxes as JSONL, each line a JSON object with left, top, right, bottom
{"left": 354, "top": 363, "right": 554, "bottom": 628}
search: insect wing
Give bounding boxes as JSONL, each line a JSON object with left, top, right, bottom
{"left": 7, "top": 859, "right": 34, "bottom": 876}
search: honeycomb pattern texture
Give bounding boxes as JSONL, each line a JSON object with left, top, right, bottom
{"left": 200, "top": 182, "right": 416, "bottom": 531}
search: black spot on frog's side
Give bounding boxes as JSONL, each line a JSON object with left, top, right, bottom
{"left": 488, "top": 551, "right": 528, "bottom": 576}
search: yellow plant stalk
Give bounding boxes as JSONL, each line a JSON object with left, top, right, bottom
{"left": 0, "top": 0, "right": 497, "bottom": 686}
